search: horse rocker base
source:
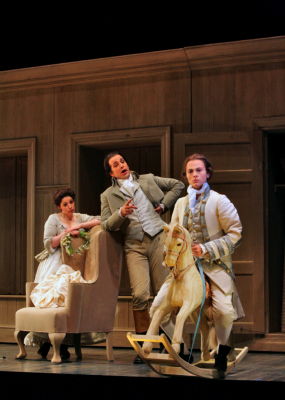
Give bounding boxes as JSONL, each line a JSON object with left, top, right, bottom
{"left": 127, "top": 332, "right": 248, "bottom": 379}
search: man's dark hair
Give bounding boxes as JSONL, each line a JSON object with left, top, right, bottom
{"left": 103, "top": 151, "right": 128, "bottom": 175}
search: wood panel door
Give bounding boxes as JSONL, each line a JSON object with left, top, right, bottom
{"left": 0, "top": 156, "right": 27, "bottom": 295}
{"left": 173, "top": 131, "right": 265, "bottom": 334}
{"left": 79, "top": 144, "right": 161, "bottom": 217}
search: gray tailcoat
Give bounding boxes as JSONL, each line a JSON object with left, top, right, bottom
{"left": 100, "top": 172, "right": 184, "bottom": 240}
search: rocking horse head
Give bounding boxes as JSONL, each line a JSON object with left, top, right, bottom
{"left": 163, "top": 224, "right": 194, "bottom": 278}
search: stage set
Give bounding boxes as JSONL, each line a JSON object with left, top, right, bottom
{"left": 1, "top": 35, "right": 285, "bottom": 400}
{"left": 0, "top": 342, "right": 284, "bottom": 399}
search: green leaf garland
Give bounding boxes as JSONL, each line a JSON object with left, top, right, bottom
{"left": 61, "top": 229, "right": 90, "bottom": 256}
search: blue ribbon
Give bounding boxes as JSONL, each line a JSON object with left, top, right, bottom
{"left": 188, "top": 257, "right": 206, "bottom": 362}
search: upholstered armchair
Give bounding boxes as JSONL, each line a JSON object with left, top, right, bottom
{"left": 14, "top": 226, "right": 123, "bottom": 363}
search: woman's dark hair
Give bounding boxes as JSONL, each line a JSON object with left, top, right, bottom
{"left": 181, "top": 153, "right": 213, "bottom": 181}
{"left": 103, "top": 151, "right": 128, "bottom": 175}
{"left": 53, "top": 188, "right": 76, "bottom": 207}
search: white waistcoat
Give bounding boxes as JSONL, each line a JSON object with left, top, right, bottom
{"left": 119, "top": 180, "right": 165, "bottom": 240}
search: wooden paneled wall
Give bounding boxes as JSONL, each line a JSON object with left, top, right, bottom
{"left": 1, "top": 36, "right": 285, "bottom": 350}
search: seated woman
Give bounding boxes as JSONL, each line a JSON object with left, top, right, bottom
{"left": 25, "top": 188, "right": 101, "bottom": 359}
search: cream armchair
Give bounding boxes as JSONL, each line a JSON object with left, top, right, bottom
{"left": 14, "top": 226, "right": 123, "bottom": 363}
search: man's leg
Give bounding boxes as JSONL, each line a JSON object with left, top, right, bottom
{"left": 210, "top": 281, "right": 236, "bottom": 373}
{"left": 124, "top": 238, "right": 151, "bottom": 363}
{"left": 148, "top": 233, "right": 169, "bottom": 294}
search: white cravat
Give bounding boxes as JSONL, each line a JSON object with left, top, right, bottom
{"left": 118, "top": 174, "right": 136, "bottom": 196}
{"left": 187, "top": 182, "right": 209, "bottom": 212}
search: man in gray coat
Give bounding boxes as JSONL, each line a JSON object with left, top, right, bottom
{"left": 100, "top": 151, "right": 184, "bottom": 362}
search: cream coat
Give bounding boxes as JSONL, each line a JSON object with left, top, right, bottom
{"left": 171, "top": 191, "right": 242, "bottom": 296}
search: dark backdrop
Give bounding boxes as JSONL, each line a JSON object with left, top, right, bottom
{"left": 1, "top": 1, "right": 285, "bottom": 71}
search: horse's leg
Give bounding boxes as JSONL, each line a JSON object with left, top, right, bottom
{"left": 190, "top": 308, "right": 212, "bottom": 361}
{"left": 172, "top": 303, "right": 194, "bottom": 354}
{"left": 142, "top": 304, "right": 172, "bottom": 354}
{"left": 199, "top": 312, "right": 212, "bottom": 361}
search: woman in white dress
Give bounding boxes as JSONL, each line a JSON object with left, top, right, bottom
{"left": 26, "top": 188, "right": 101, "bottom": 359}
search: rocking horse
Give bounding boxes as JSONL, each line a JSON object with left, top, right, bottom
{"left": 127, "top": 224, "right": 248, "bottom": 379}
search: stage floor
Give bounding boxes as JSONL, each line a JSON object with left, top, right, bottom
{"left": 0, "top": 343, "right": 284, "bottom": 381}
{"left": 0, "top": 344, "right": 284, "bottom": 398}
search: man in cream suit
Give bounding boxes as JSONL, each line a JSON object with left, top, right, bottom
{"left": 100, "top": 151, "right": 184, "bottom": 362}
{"left": 170, "top": 153, "right": 244, "bottom": 374}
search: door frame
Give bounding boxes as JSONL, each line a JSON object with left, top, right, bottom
{"left": 253, "top": 115, "right": 285, "bottom": 333}
{"left": 70, "top": 126, "right": 171, "bottom": 205}
{"left": 0, "top": 138, "right": 36, "bottom": 283}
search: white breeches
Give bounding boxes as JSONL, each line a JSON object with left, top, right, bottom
{"left": 210, "top": 281, "right": 237, "bottom": 346}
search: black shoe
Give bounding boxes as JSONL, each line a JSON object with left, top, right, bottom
{"left": 214, "top": 345, "right": 231, "bottom": 373}
{"left": 60, "top": 344, "right": 70, "bottom": 361}
{"left": 37, "top": 342, "right": 51, "bottom": 359}
{"left": 133, "top": 355, "right": 144, "bottom": 364}
{"left": 178, "top": 343, "right": 193, "bottom": 363}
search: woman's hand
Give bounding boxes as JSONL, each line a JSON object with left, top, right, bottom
{"left": 65, "top": 224, "right": 82, "bottom": 233}
{"left": 51, "top": 230, "right": 71, "bottom": 248}
{"left": 69, "top": 230, "right": 80, "bottom": 237}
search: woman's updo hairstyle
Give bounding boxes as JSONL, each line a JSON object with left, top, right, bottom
{"left": 53, "top": 188, "right": 76, "bottom": 207}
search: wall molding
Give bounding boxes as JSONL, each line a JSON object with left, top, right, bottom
{"left": 0, "top": 36, "right": 285, "bottom": 92}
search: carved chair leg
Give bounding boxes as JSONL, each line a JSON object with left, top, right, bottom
{"left": 48, "top": 333, "right": 66, "bottom": 363}
{"left": 14, "top": 330, "right": 28, "bottom": 359}
{"left": 106, "top": 332, "right": 114, "bottom": 361}
{"left": 73, "top": 333, "right": 82, "bottom": 361}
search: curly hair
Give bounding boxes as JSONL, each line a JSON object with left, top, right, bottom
{"left": 53, "top": 188, "right": 76, "bottom": 207}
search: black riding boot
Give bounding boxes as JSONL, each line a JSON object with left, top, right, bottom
{"left": 214, "top": 344, "right": 231, "bottom": 373}
{"left": 133, "top": 310, "right": 150, "bottom": 365}
{"left": 133, "top": 331, "right": 147, "bottom": 364}
{"left": 60, "top": 344, "right": 70, "bottom": 360}
{"left": 178, "top": 343, "right": 194, "bottom": 364}
{"left": 37, "top": 342, "right": 51, "bottom": 359}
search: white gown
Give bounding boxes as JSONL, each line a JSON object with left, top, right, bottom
{"left": 25, "top": 213, "right": 106, "bottom": 346}
{"left": 31, "top": 264, "right": 87, "bottom": 308}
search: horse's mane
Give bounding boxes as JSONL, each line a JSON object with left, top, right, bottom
{"left": 167, "top": 223, "right": 192, "bottom": 243}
